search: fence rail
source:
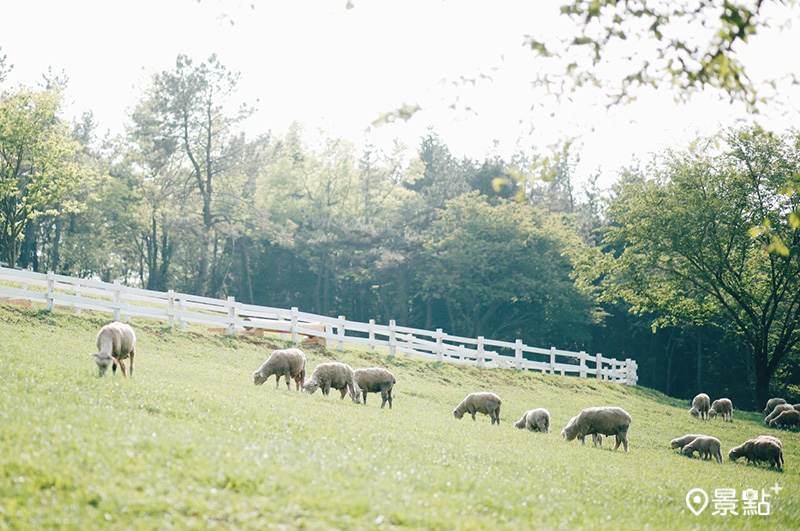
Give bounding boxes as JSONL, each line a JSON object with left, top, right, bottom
{"left": 0, "top": 266, "right": 638, "bottom": 385}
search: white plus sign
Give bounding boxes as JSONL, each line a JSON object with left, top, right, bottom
{"left": 770, "top": 482, "right": 783, "bottom": 495}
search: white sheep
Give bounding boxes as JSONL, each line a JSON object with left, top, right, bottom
{"left": 89, "top": 322, "right": 136, "bottom": 377}
{"left": 710, "top": 398, "right": 733, "bottom": 422}
{"left": 453, "top": 392, "right": 502, "bottom": 425}
{"left": 353, "top": 367, "right": 396, "bottom": 409}
{"left": 728, "top": 436, "right": 783, "bottom": 469}
{"left": 253, "top": 348, "right": 307, "bottom": 390}
{"left": 302, "top": 362, "right": 361, "bottom": 403}
{"left": 769, "top": 409, "right": 800, "bottom": 430}
{"left": 514, "top": 408, "right": 550, "bottom": 433}
{"left": 764, "top": 403, "right": 794, "bottom": 425}
{"left": 682, "top": 435, "right": 722, "bottom": 463}
{"left": 669, "top": 434, "right": 705, "bottom": 451}
{"left": 690, "top": 393, "right": 711, "bottom": 420}
{"left": 561, "top": 406, "right": 632, "bottom": 452}
{"left": 763, "top": 397, "right": 787, "bottom": 415}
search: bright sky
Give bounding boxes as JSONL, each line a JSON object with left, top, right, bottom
{"left": 2, "top": 0, "right": 799, "bottom": 189}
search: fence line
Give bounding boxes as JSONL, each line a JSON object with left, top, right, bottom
{"left": 0, "top": 266, "right": 638, "bottom": 385}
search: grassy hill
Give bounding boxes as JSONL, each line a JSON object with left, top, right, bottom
{"left": 1, "top": 303, "right": 798, "bottom": 530}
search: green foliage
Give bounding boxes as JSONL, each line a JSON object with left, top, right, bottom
{"left": 579, "top": 127, "right": 800, "bottom": 404}
{"left": 1, "top": 305, "right": 799, "bottom": 530}
{"left": 0, "top": 86, "right": 82, "bottom": 266}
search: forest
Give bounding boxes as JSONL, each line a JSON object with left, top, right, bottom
{"left": 2, "top": 52, "right": 799, "bottom": 409}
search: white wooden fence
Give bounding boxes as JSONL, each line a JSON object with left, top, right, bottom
{"left": 0, "top": 266, "right": 638, "bottom": 385}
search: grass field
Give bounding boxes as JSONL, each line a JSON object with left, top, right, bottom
{"left": 1, "top": 303, "right": 798, "bottom": 530}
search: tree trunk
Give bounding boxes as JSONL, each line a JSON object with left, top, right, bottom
{"left": 696, "top": 329, "right": 703, "bottom": 390}
{"left": 754, "top": 354, "right": 773, "bottom": 410}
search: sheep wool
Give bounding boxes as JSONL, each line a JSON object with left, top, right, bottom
{"left": 302, "top": 362, "right": 361, "bottom": 403}
{"left": 353, "top": 367, "right": 396, "bottom": 409}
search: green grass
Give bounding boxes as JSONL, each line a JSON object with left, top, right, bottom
{"left": 1, "top": 303, "right": 798, "bottom": 530}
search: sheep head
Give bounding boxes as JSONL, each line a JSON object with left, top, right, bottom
{"left": 453, "top": 407, "right": 465, "bottom": 420}
{"left": 561, "top": 423, "right": 579, "bottom": 442}
{"left": 728, "top": 447, "right": 743, "bottom": 461}
{"left": 689, "top": 407, "right": 699, "bottom": 418}
{"left": 253, "top": 370, "right": 268, "bottom": 386}
{"left": 302, "top": 380, "right": 320, "bottom": 395}
{"left": 90, "top": 353, "right": 113, "bottom": 377}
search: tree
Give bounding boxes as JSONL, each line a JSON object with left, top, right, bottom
{"left": 0, "top": 87, "right": 81, "bottom": 267}
{"left": 134, "top": 54, "right": 253, "bottom": 296}
{"left": 419, "top": 191, "right": 596, "bottom": 345}
{"left": 582, "top": 127, "right": 800, "bottom": 405}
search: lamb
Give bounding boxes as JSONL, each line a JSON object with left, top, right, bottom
{"left": 253, "top": 348, "right": 307, "bottom": 390}
{"left": 710, "top": 398, "right": 733, "bottom": 422}
{"left": 669, "top": 434, "right": 705, "bottom": 451}
{"left": 690, "top": 393, "right": 711, "bottom": 420}
{"left": 768, "top": 409, "right": 800, "bottom": 430}
{"left": 89, "top": 322, "right": 136, "bottom": 377}
{"left": 682, "top": 436, "right": 722, "bottom": 463}
{"left": 514, "top": 408, "right": 550, "bottom": 433}
{"left": 302, "top": 362, "right": 361, "bottom": 403}
{"left": 764, "top": 403, "right": 794, "bottom": 425}
{"left": 561, "top": 406, "right": 632, "bottom": 452}
{"left": 763, "top": 397, "right": 787, "bottom": 415}
{"left": 353, "top": 367, "right": 396, "bottom": 409}
{"left": 728, "top": 436, "right": 783, "bottom": 469}
{"left": 453, "top": 392, "right": 502, "bottom": 425}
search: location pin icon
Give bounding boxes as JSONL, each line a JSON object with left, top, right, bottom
{"left": 686, "top": 488, "right": 709, "bottom": 516}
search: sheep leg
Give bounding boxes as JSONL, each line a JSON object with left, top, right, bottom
{"left": 495, "top": 406, "right": 500, "bottom": 425}
{"left": 613, "top": 435, "right": 621, "bottom": 451}
{"left": 129, "top": 349, "right": 135, "bottom": 378}
{"left": 339, "top": 387, "right": 347, "bottom": 400}
{"left": 117, "top": 358, "right": 127, "bottom": 378}
{"left": 622, "top": 434, "right": 629, "bottom": 453}
{"left": 380, "top": 389, "right": 388, "bottom": 409}
{"left": 284, "top": 372, "right": 292, "bottom": 390}
{"left": 322, "top": 383, "right": 331, "bottom": 396}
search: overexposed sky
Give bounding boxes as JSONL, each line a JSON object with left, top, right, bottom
{"left": 2, "top": 0, "right": 799, "bottom": 188}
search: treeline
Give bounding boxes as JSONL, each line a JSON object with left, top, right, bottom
{"left": 2, "top": 54, "right": 798, "bottom": 408}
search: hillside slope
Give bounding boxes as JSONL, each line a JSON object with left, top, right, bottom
{"left": 0, "top": 304, "right": 797, "bottom": 530}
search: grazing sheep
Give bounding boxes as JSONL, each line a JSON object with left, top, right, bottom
{"left": 764, "top": 403, "right": 794, "bottom": 425}
{"left": 689, "top": 407, "right": 699, "bottom": 418}
{"left": 453, "top": 392, "right": 502, "bottom": 425}
{"left": 353, "top": 367, "right": 396, "bottom": 409}
{"left": 710, "top": 398, "right": 733, "bottom": 422}
{"left": 563, "top": 415, "right": 602, "bottom": 445}
{"left": 707, "top": 409, "right": 717, "bottom": 419}
{"left": 253, "top": 348, "right": 307, "bottom": 390}
{"left": 763, "top": 397, "right": 787, "bottom": 415}
{"left": 670, "top": 434, "right": 705, "bottom": 451}
{"left": 682, "top": 436, "right": 723, "bottom": 463}
{"left": 514, "top": 408, "right": 551, "bottom": 433}
{"left": 691, "top": 393, "right": 711, "bottom": 420}
{"left": 302, "top": 362, "right": 361, "bottom": 403}
{"left": 769, "top": 409, "right": 800, "bottom": 430}
{"left": 561, "top": 406, "right": 632, "bottom": 452}
{"left": 89, "top": 322, "right": 136, "bottom": 378}
{"left": 729, "top": 437, "right": 784, "bottom": 469}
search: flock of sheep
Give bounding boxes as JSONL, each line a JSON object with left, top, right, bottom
{"left": 89, "top": 322, "right": 794, "bottom": 470}
{"left": 667, "top": 393, "right": 799, "bottom": 470}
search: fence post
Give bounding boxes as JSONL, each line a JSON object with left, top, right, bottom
{"left": 435, "top": 329, "right": 443, "bottom": 362}
{"left": 579, "top": 351, "right": 587, "bottom": 378}
{"left": 596, "top": 353, "right": 603, "bottom": 380}
{"left": 179, "top": 297, "right": 187, "bottom": 329}
{"left": 337, "top": 315, "right": 346, "bottom": 351}
{"left": 477, "top": 336, "right": 485, "bottom": 367}
{"left": 290, "top": 307, "right": 299, "bottom": 344}
{"left": 625, "top": 358, "right": 633, "bottom": 385}
{"left": 515, "top": 339, "right": 523, "bottom": 370}
{"left": 45, "top": 271, "right": 55, "bottom": 311}
{"left": 226, "top": 297, "right": 237, "bottom": 335}
{"left": 388, "top": 320, "right": 396, "bottom": 358}
{"left": 368, "top": 319, "right": 376, "bottom": 352}
{"left": 549, "top": 347, "right": 556, "bottom": 374}
{"left": 167, "top": 290, "right": 175, "bottom": 327}
{"left": 73, "top": 283, "right": 82, "bottom": 315}
{"left": 113, "top": 279, "right": 121, "bottom": 321}
{"left": 631, "top": 360, "right": 638, "bottom": 385}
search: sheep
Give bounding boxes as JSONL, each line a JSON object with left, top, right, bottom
{"left": 764, "top": 403, "right": 794, "bottom": 425}
{"left": 514, "top": 408, "right": 550, "bottom": 433}
{"left": 669, "top": 434, "right": 705, "bottom": 451}
{"left": 253, "top": 348, "right": 307, "bottom": 390}
{"left": 710, "top": 398, "right": 733, "bottom": 422}
{"left": 763, "top": 397, "right": 787, "bottom": 416}
{"left": 563, "top": 415, "right": 602, "bottom": 445}
{"left": 302, "top": 362, "right": 361, "bottom": 403}
{"left": 682, "top": 436, "right": 723, "bottom": 463}
{"left": 561, "top": 406, "right": 632, "bottom": 452}
{"left": 353, "top": 367, "right": 396, "bottom": 409}
{"left": 691, "top": 393, "right": 711, "bottom": 420}
{"left": 89, "top": 322, "right": 136, "bottom": 378}
{"left": 769, "top": 409, "right": 800, "bottom": 430}
{"left": 453, "top": 392, "right": 502, "bottom": 425}
{"left": 728, "top": 437, "right": 783, "bottom": 469}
